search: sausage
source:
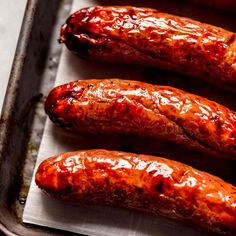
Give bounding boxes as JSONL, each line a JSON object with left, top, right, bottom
{"left": 45, "top": 79, "right": 236, "bottom": 160}
{"left": 35, "top": 149, "right": 236, "bottom": 235}
{"left": 59, "top": 6, "right": 236, "bottom": 91}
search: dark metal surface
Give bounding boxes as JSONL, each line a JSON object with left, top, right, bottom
{"left": 0, "top": 0, "right": 235, "bottom": 235}
{"left": 0, "top": 0, "right": 75, "bottom": 235}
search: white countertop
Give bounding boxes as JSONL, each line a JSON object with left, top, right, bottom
{"left": 0, "top": 0, "right": 27, "bottom": 113}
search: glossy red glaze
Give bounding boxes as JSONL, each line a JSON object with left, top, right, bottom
{"left": 45, "top": 79, "right": 236, "bottom": 159}
{"left": 60, "top": 6, "right": 236, "bottom": 90}
{"left": 36, "top": 149, "right": 236, "bottom": 235}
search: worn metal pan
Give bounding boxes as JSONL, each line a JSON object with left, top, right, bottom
{"left": 0, "top": 0, "right": 235, "bottom": 235}
{"left": 0, "top": 0, "right": 77, "bottom": 235}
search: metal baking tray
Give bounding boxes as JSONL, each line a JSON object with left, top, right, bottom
{"left": 0, "top": 0, "right": 235, "bottom": 235}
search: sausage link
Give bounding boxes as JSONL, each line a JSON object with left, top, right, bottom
{"left": 60, "top": 6, "right": 236, "bottom": 91}
{"left": 45, "top": 79, "right": 236, "bottom": 159}
{"left": 36, "top": 149, "right": 236, "bottom": 235}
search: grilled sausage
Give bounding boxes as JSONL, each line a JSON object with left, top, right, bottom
{"left": 35, "top": 149, "right": 236, "bottom": 235}
{"left": 60, "top": 6, "right": 236, "bottom": 91}
{"left": 45, "top": 79, "right": 236, "bottom": 160}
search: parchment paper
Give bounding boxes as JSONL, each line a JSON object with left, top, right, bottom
{"left": 23, "top": 0, "right": 236, "bottom": 235}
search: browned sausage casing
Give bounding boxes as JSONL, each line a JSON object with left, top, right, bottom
{"left": 35, "top": 149, "right": 236, "bottom": 235}
{"left": 45, "top": 79, "right": 236, "bottom": 159}
{"left": 60, "top": 6, "right": 236, "bottom": 91}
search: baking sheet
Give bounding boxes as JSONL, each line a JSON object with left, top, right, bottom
{"left": 22, "top": 0, "right": 234, "bottom": 235}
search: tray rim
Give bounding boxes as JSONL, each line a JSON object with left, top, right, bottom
{"left": 0, "top": 0, "right": 76, "bottom": 235}
{"left": 0, "top": 0, "right": 38, "bottom": 234}
{"left": 0, "top": 0, "right": 37, "bottom": 153}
